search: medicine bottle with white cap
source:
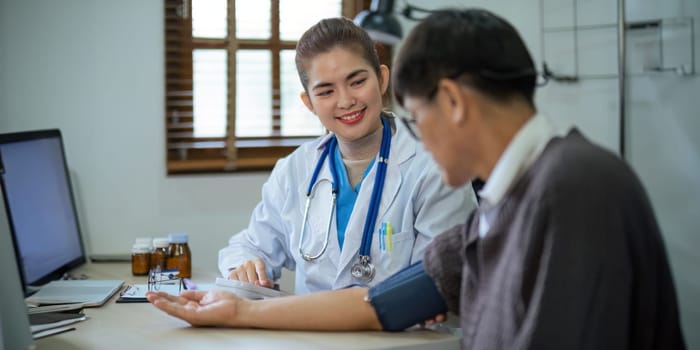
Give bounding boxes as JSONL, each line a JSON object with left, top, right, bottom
{"left": 131, "top": 241, "right": 151, "bottom": 276}
{"left": 150, "top": 237, "right": 170, "bottom": 271}
{"left": 166, "top": 233, "right": 191, "bottom": 278}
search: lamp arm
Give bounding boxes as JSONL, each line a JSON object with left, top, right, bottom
{"left": 401, "top": 3, "right": 436, "bottom": 20}
{"left": 370, "top": 0, "right": 395, "bottom": 14}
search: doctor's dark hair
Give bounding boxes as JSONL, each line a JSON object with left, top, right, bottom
{"left": 393, "top": 9, "right": 537, "bottom": 107}
{"left": 295, "top": 17, "right": 381, "bottom": 92}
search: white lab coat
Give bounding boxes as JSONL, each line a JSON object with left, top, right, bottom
{"left": 218, "top": 118, "right": 476, "bottom": 294}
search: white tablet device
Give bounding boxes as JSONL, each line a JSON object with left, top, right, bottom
{"left": 214, "top": 278, "right": 291, "bottom": 300}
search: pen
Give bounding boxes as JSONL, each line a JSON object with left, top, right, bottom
{"left": 386, "top": 222, "right": 392, "bottom": 251}
{"left": 379, "top": 222, "right": 387, "bottom": 251}
{"left": 379, "top": 227, "right": 383, "bottom": 251}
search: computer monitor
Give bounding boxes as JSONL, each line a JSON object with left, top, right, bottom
{"left": 0, "top": 129, "right": 87, "bottom": 292}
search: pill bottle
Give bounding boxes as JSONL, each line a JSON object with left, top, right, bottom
{"left": 150, "top": 237, "right": 170, "bottom": 271}
{"left": 166, "top": 233, "right": 191, "bottom": 278}
{"left": 131, "top": 242, "right": 151, "bottom": 276}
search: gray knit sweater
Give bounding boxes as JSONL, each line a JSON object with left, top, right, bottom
{"left": 423, "top": 130, "right": 685, "bottom": 350}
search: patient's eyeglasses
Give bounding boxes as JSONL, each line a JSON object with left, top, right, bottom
{"left": 147, "top": 266, "right": 183, "bottom": 293}
{"left": 398, "top": 67, "right": 538, "bottom": 141}
{"left": 397, "top": 83, "right": 438, "bottom": 141}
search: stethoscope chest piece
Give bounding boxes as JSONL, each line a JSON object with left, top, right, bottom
{"left": 351, "top": 255, "right": 375, "bottom": 283}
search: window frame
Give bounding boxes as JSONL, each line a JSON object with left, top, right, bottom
{"left": 165, "top": 0, "right": 371, "bottom": 174}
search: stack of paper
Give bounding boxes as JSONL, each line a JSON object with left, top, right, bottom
{"left": 28, "top": 308, "right": 86, "bottom": 339}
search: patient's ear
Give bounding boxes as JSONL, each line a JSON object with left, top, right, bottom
{"left": 437, "top": 79, "right": 469, "bottom": 126}
{"left": 300, "top": 92, "right": 314, "bottom": 113}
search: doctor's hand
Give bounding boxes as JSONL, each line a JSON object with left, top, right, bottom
{"left": 228, "top": 258, "right": 274, "bottom": 288}
{"left": 147, "top": 289, "right": 248, "bottom": 327}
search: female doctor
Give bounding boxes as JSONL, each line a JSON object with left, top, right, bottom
{"left": 218, "top": 17, "right": 474, "bottom": 294}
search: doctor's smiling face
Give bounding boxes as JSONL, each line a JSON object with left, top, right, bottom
{"left": 300, "top": 46, "right": 389, "bottom": 143}
{"left": 295, "top": 18, "right": 389, "bottom": 146}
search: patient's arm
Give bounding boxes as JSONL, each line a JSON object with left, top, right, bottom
{"left": 147, "top": 287, "right": 382, "bottom": 331}
{"left": 148, "top": 261, "right": 445, "bottom": 331}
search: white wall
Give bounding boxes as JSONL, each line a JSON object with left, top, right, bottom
{"left": 1, "top": 0, "right": 698, "bottom": 346}
{"left": 0, "top": 0, "right": 267, "bottom": 272}
{"left": 624, "top": 4, "right": 700, "bottom": 349}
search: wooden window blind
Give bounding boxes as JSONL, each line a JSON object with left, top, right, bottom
{"left": 164, "top": 0, "right": 371, "bottom": 174}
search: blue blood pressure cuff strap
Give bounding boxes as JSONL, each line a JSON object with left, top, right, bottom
{"left": 366, "top": 261, "right": 447, "bottom": 332}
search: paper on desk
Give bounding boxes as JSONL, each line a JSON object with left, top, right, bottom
{"left": 117, "top": 283, "right": 182, "bottom": 302}
{"left": 30, "top": 312, "right": 87, "bottom": 334}
{"left": 27, "top": 302, "right": 85, "bottom": 314}
{"left": 32, "top": 325, "right": 77, "bottom": 339}
{"left": 116, "top": 282, "right": 216, "bottom": 303}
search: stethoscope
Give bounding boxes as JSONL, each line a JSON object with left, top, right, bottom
{"left": 298, "top": 116, "right": 392, "bottom": 283}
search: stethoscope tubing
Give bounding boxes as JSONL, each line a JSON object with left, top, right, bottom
{"left": 298, "top": 116, "right": 391, "bottom": 264}
{"left": 358, "top": 118, "right": 391, "bottom": 257}
{"left": 299, "top": 137, "right": 338, "bottom": 261}
{"left": 299, "top": 187, "right": 336, "bottom": 261}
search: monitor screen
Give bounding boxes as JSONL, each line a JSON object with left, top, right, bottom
{"left": 0, "top": 129, "right": 86, "bottom": 290}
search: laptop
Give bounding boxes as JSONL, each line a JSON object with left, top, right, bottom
{"left": 0, "top": 129, "right": 123, "bottom": 307}
{"left": 0, "top": 185, "right": 34, "bottom": 349}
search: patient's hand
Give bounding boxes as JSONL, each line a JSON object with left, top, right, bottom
{"left": 147, "top": 289, "right": 246, "bottom": 327}
{"left": 228, "top": 258, "right": 274, "bottom": 288}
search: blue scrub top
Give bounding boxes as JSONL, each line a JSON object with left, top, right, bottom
{"left": 332, "top": 145, "right": 376, "bottom": 250}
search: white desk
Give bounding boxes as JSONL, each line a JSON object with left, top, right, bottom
{"left": 36, "top": 263, "right": 461, "bottom": 350}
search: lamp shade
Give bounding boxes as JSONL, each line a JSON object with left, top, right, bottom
{"left": 353, "top": 0, "right": 402, "bottom": 45}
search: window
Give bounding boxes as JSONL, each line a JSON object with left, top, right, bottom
{"left": 165, "top": 0, "right": 366, "bottom": 174}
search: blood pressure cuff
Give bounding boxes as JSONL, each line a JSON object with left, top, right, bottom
{"left": 366, "top": 261, "right": 447, "bottom": 332}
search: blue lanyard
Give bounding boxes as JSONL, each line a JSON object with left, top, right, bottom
{"left": 306, "top": 116, "right": 392, "bottom": 257}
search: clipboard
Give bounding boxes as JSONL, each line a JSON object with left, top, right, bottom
{"left": 116, "top": 283, "right": 182, "bottom": 303}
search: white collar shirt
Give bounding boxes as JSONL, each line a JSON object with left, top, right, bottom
{"left": 478, "top": 113, "right": 566, "bottom": 238}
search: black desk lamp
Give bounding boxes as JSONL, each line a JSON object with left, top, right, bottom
{"left": 354, "top": 0, "right": 402, "bottom": 45}
{"left": 400, "top": 3, "right": 436, "bottom": 21}
{"left": 354, "top": 0, "right": 436, "bottom": 45}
